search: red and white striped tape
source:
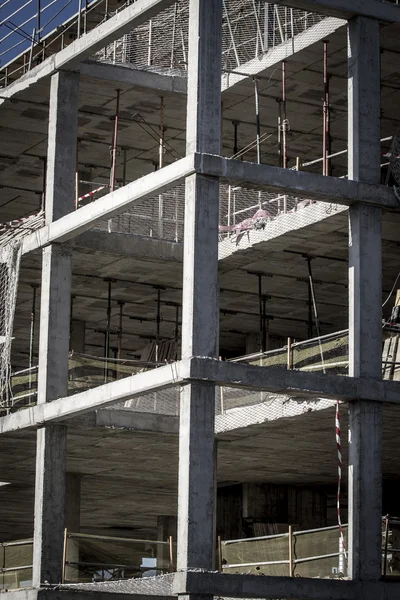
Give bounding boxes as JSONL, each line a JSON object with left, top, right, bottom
{"left": 336, "top": 402, "right": 347, "bottom": 562}
{"left": 0, "top": 211, "right": 42, "bottom": 232}
{"left": 77, "top": 185, "right": 107, "bottom": 203}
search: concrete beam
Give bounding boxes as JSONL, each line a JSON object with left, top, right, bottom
{"left": 273, "top": 0, "right": 400, "bottom": 22}
{"left": 188, "top": 357, "right": 400, "bottom": 405}
{"left": 196, "top": 154, "right": 399, "bottom": 209}
{"left": 0, "top": 0, "right": 175, "bottom": 105}
{"left": 71, "top": 230, "right": 183, "bottom": 263}
{"left": 2, "top": 357, "right": 400, "bottom": 435}
{"left": 0, "top": 360, "right": 190, "bottom": 434}
{"left": 173, "top": 570, "right": 400, "bottom": 600}
{"left": 94, "top": 408, "right": 179, "bottom": 434}
{"left": 21, "top": 154, "right": 195, "bottom": 254}
{"left": 80, "top": 60, "right": 187, "bottom": 94}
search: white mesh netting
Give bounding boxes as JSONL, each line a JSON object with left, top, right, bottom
{"left": 0, "top": 212, "right": 44, "bottom": 411}
{"left": 95, "top": 1, "right": 330, "bottom": 74}
{"left": 0, "top": 243, "right": 22, "bottom": 410}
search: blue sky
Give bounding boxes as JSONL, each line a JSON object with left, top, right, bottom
{"left": 0, "top": 0, "right": 96, "bottom": 67}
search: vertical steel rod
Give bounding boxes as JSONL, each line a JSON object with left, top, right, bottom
{"left": 37, "top": 0, "right": 41, "bottom": 42}
{"left": 77, "top": 0, "right": 82, "bottom": 38}
{"left": 257, "top": 274, "right": 263, "bottom": 353}
{"left": 254, "top": 78, "right": 261, "bottom": 164}
{"left": 159, "top": 96, "right": 165, "bottom": 238}
{"left": 122, "top": 147, "right": 127, "bottom": 186}
{"left": 104, "top": 279, "right": 112, "bottom": 382}
{"left": 170, "top": 2, "right": 178, "bottom": 68}
{"left": 174, "top": 304, "right": 180, "bottom": 360}
{"left": 148, "top": 20, "right": 153, "bottom": 66}
{"left": 262, "top": 296, "right": 267, "bottom": 352}
{"left": 233, "top": 120, "right": 239, "bottom": 156}
{"left": 383, "top": 515, "right": 389, "bottom": 580}
{"left": 323, "top": 41, "right": 329, "bottom": 176}
{"left": 29, "top": 284, "right": 38, "bottom": 391}
{"left": 155, "top": 289, "right": 161, "bottom": 362}
{"left": 282, "top": 61, "right": 288, "bottom": 169}
{"left": 110, "top": 89, "right": 120, "bottom": 192}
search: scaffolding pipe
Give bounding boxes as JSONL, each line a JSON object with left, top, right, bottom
{"left": 110, "top": 89, "right": 120, "bottom": 193}
{"left": 28, "top": 284, "right": 38, "bottom": 389}
{"left": 170, "top": 2, "right": 178, "bottom": 68}
{"left": 155, "top": 288, "right": 161, "bottom": 362}
{"left": 233, "top": 120, "right": 239, "bottom": 157}
{"left": 282, "top": 61, "right": 288, "bottom": 169}
{"left": 148, "top": 19, "right": 152, "bottom": 66}
{"left": 37, "top": 0, "right": 40, "bottom": 42}
{"left": 322, "top": 40, "right": 330, "bottom": 176}
{"left": 122, "top": 147, "right": 127, "bottom": 186}
{"left": 277, "top": 99, "right": 282, "bottom": 169}
{"left": 257, "top": 274, "right": 264, "bottom": 353}
{"left": 159, "top": 96, "right": 165, "bottom": 238}
{"left": 104, "top": 279, "right": 113, "bottom": 382}
{"left": 254, "top": 78, "right": 261, "bottom": 164}
{"left": 77, "top": 0, "right": 83, "bottom": 38}
{"left": 307, "top": 257, "right": 326, "bottom": 373}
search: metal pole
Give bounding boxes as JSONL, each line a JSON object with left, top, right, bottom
{"left": 233, "top": 120, "right": 239, "bottom": 157}
{"left": 254, "top": 78, "right": 261, "bottom": 164}
{"left": 383, "top": 515, "right": 389, "bottom": 580}
{"left": 287, "top": 337, "right": 292, "bottom": 370}
{"left": 290, "top": 9, "right": 295, "bottom": 54}
{"left": 104, "top": 279, "right": 113, "bottom": 382}
{"left": 29, "top": 284, "right": 39, "bottom": 390}
{"left": 307, "top": 275, "right": 313, "bottom": 339}
{"left": 122, "top": 147, "right": 127, "bottom": 186}
{"left": 307, "top": 257, "right": 326, "bottom": 373}
{"left": 277, "top": 99, "right": 282, "bottom": 169}
{"left": 155, "top": 288, "right": 161, "bottom": 362}
{"left": 159, "top": 96, "right": 165, "bottom": 238}
{"left": 289, "top": 525, "right": 293, "bottom": 576}
{"left": 282, "top": 61, "right": 287, "bottom": 169}
{"left": 148, "top": 20, "right": 153, "bottom": 66}
{"left": 29, "top": 28, "right": 36, "bottom": 70}
{"left": 37, "top": 0, "right": 41, "bottom": 43}
{"left": 262, "top": 296, "right": 267, "bottom": 352}
{"left": 77, "top": 0, "right": 83, "bottom": 38}
{"left": 170, "top": 2, "right": 178, "bottom": 68}
{"left": 174, "top": 304, "right": 179, "bottom": 360}
{"left": 323, "top": 41, "right": 329, "bottom": 176}
{"left": 257, "top": 274, "right": 263, "bottom": 353}
{"left": 110, "top": 89, "right": 120, "bottom": 192}
{"left": 117, "top": 301, "right": 124, "bottom": 360}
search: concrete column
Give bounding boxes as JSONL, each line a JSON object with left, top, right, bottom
{"left": 347, "top": 17, "right": 382, "bottom": 581}
{"left": 177, "top": 0, "right": 222, "bottom": 576}
{"left": 33, "top": 71, "right": 79, "bottom": 587}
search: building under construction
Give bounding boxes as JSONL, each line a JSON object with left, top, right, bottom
{"left": 1, "top": 0, "right": 400, "bottom": 599}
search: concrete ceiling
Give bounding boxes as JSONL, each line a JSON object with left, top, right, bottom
{"left": 0, "top": 401, "right": 399, "bottom": 541}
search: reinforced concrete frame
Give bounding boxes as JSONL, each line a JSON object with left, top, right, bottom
{"left": 1, "top": 0, "right": 400, "bottom": 598}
